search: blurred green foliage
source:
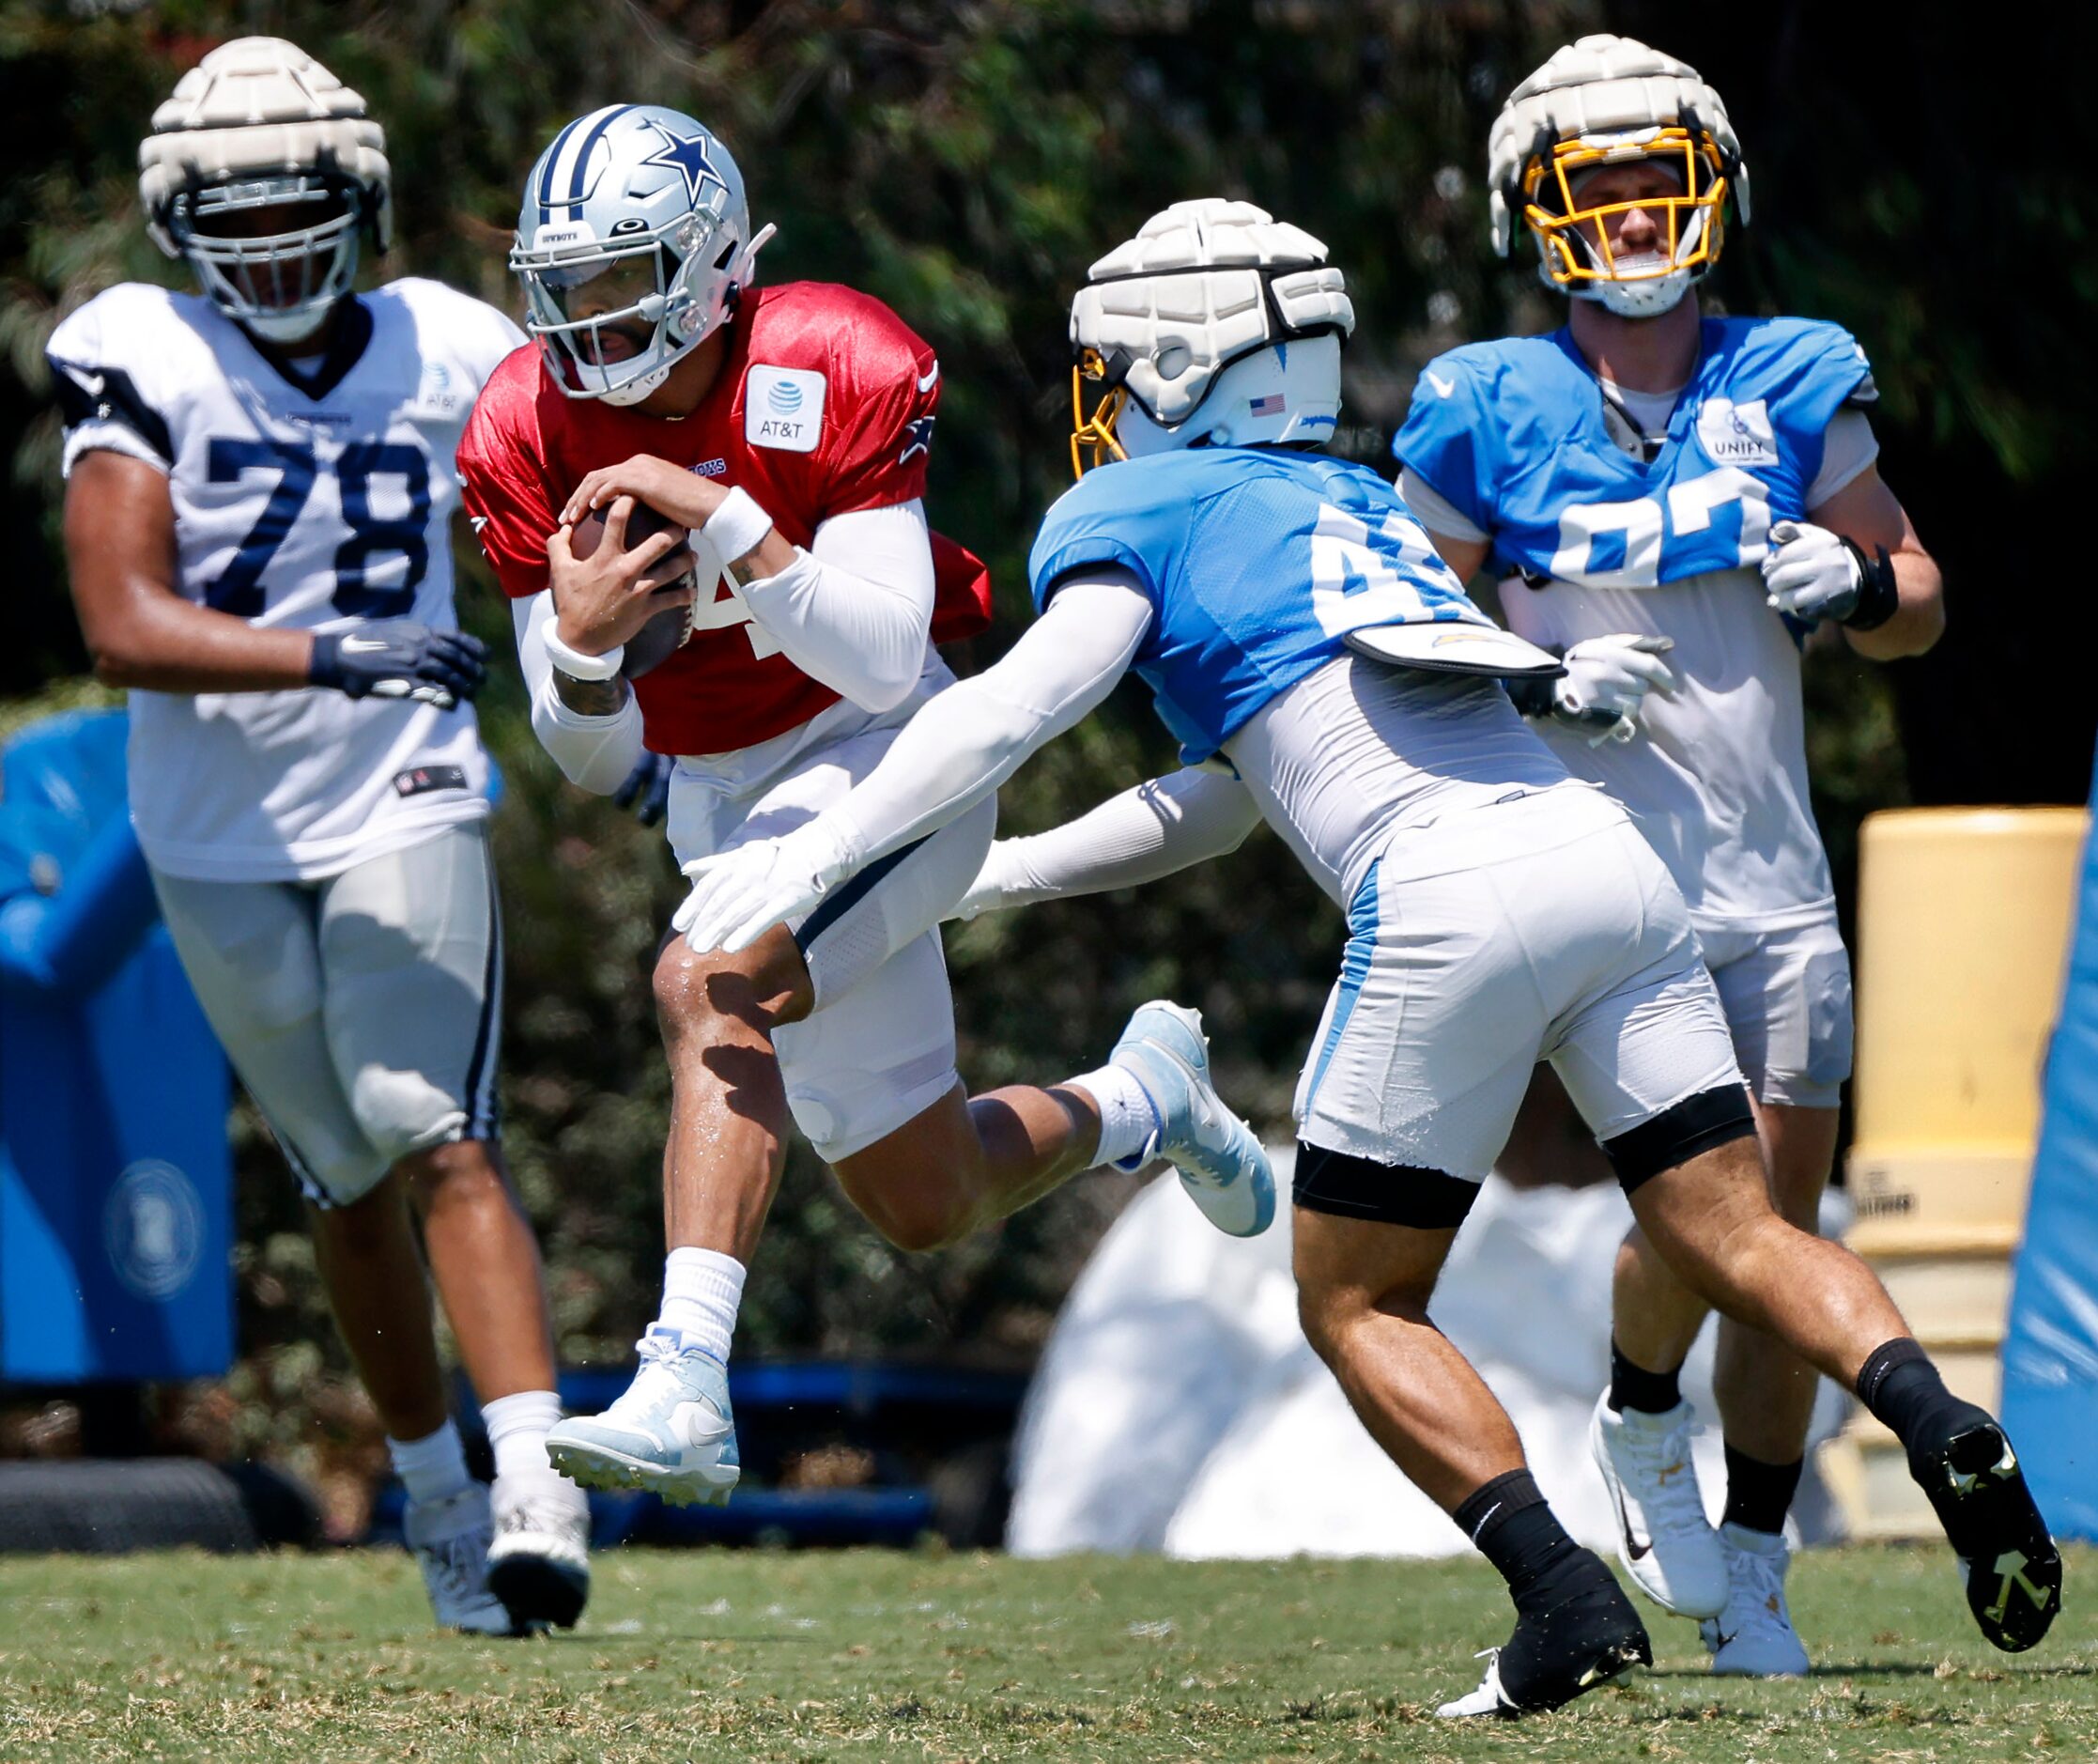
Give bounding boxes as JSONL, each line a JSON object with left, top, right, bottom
{"left": 0, "top": 0, "right": 2091, "bottom": 1404}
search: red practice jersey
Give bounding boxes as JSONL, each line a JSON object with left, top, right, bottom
{"left": 459, "top": 280, "right": 987, "bottom": 755}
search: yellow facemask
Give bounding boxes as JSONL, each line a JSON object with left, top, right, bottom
{"left": 1520, "top": 127, "right": 1733, "bottom": 290}
{"left": 1070, "top": 348, "right": 1130, "bottom": 481}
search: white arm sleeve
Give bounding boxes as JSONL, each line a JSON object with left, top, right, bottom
{"left": 513, "top": 592, "right": 647, "bottom": 795}
{"left": 828, "top": 571, "right": 1155, "bottom": 867}
{"left": 732, "top": 500, "right": 936, "bottom": 712}
{"left": 1805, "top": 409, "right": 1882, "bottom": 511}
{"left": 1397, "top": 466, "right": 1490, "bottom": 545}
{"left": 969, "top": 768, "right": 1263, "bottom": 914}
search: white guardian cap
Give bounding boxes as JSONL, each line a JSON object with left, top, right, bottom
{"left": 510, "top": 105, "right": 776, "bottom": 406}
{"left": 139, "top": 37, "right": 391, "bottom": 345}
{"left": 1069, "top": 199, "right": 1353, "bottom": 477}
{"left": 1489, "top": 34, "right": 1748, "bottom": 319}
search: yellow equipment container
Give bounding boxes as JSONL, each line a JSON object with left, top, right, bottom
{"left": 1828, "top": 806, "right": 2087, "bottom": 1540}
{"left": 1846, "top": 807, "right": 2087, "bottom": 1243}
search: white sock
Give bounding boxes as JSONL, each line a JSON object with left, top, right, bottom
{"left": 481, "top": 1388, "right": 563, "bottom": 1482}
{"left": 656, "top": 1247, "right": 746, "bottom": 1364}
{"left": 1067, "top": 1064, "right": 1162, "bottom": 1171}
{"left": 388, "top": 1418, "right": 471, "bottom": 1507}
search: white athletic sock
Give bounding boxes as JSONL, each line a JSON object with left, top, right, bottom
{"left": 481, "top": 1388, "right": 563, "bottom": 1482}
{"left": 656, "top": 1247, "right": 746, "bottom": 1364}
{"left": 1067, "top": 1064, "right": 1162, "bottom": 1171}
{"left": 388, "top": 1418, "right": 471, "bottom": 1507}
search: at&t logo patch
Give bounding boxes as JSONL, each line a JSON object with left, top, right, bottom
{"left": 746, "top": 365, "right": 825, "bottom": 453}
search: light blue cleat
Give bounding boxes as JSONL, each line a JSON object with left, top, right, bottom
{"left": 1109, "top": 999, "right": 1276, "bottom": 1237}
{"left": 544, "top": 1325, "right": 740, "bottom": 1508}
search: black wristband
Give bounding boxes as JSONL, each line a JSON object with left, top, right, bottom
{"left": 1837, "top": 537, "right": 1902, "bottom": 631}
{"left": 307, "top": 632, "right": 346, "bottom": 692}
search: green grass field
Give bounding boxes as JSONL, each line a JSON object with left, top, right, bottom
{"left": 0, "top": 1544, "right": 2089, "bottom": 1761}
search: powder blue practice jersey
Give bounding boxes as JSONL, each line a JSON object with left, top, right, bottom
{"left": 1394, "top": 317, "right": 1873, "bottom": 591}
{"left": 1027, "top": 448, "right": 1493, "bottom": 763}
{"left": 1394, "top": 316, "right": 1880, "bottom": 933}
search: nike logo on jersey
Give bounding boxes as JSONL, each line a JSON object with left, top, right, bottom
{"left": 1427, "top": 370, "right": 1456, "bottom": 398}
{"left": 917, "top": 363, "right": 940, "bottom": 394}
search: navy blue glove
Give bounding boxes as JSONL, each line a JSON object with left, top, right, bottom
{"left": 310, "top": 622, "right": 488, "bottom": 709}
{"left": 614, "top": 750, "right": 674, "bottom": 827}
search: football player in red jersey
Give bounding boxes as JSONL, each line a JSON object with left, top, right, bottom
{"left": 458, "top": 105, "right": 1276, "bottom": 1504}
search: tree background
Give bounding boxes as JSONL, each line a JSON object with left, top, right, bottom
{"left": 1, "top": 0, "right": 2090, "bottom": 1518}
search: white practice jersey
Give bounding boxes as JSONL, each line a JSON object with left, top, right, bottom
{"left": 48, "top": 278, "right": 523, "bottom": 881}
{"left": 1223, "top": 653, "right": 1591, "bottom": 908}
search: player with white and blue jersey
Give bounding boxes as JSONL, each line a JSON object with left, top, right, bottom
{"left": 47, "top": 39, "right": 588, "bottom": 1635}
{"left": 671, "top": 200, "right": 2054, "bottom": 1715}
{"left": 1394, "top": 35, "right": 1948, "bottom": 1677}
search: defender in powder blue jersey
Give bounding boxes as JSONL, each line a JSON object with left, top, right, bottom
{"left": 1027, "top": 444, "right": 1503, "bottom": 765}
{"left": 1394, "top": 34, "right": 1957, "bottom": 1683}
{"left": 670, "top": 198, "right": 2046, "bottom": 1718}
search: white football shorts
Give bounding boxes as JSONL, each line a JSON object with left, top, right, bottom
{"left": 1695, "top": 910, "right": 1854, "bottom": 1111}
{"left": 1294, "top": 785, "right": 1745, "bottom": 1182}
{"left": 667, "top": 701, "right": 994, "bottom": 1165}
{"left": 151, "top": 822, "right": 501, "bottom": 1207}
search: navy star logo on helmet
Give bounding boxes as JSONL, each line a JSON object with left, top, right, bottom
{"left": 640, "top": 124, "right": 727, "bottom": 208}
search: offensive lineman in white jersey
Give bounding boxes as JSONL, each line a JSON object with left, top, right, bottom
{"left": 46, "top": 39, "right": 588, "bottom": 1634}
{"left": 1391, "top": 37, "right": 1946, "bottom": 1676}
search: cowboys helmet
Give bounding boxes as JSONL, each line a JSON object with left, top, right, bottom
{"left": 139, "top": 37, "right": 391, "bottom": 345}
{"left": 510, "top": 105, "right": 775, "bottom": 405}
{"left": 1489, "top": 34, "right": 1749, "bottom": 319}
{"left": 1068, "top": 199, "right": 1354, "bottom": 477}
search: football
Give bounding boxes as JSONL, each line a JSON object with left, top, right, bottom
{"left": 566, "top": 497, "right": 698, "bottom": 678}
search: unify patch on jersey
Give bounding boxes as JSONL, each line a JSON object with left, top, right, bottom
{"left": 393, "top": 765, "right": 470, "bottom": 798}
{"left": 744, "top": 366, "right": 825, "bottom": 453}
{"left": 1695, "top": 396, "right": 1780, "bottom": 469}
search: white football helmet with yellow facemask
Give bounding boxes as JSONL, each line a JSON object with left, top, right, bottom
{"left": 1489, "top": 34, "right": 1749, "bottom": 319}
{"left": 139, "top": 37, "right": 392, "bottom": 346}
{"left": 1069, "top": 199, "right": 1353, "bottom": 477}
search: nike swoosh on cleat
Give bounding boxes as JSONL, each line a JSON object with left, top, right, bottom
{"left": 1610, "top": 1481, "right": 1654, "bottom": 1559}
{"left": 1602, "top": 1477, "right": 1653, "bottom": 1560}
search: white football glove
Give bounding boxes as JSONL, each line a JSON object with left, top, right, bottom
{"left": 672, "top": 818, "right": 856, "bottom": 955}
{"left": 1761, "top": 519, "right": 1865, "bottom": 622}
{"left": 1550, "top": 633, "right": 1679, "bottom": 745}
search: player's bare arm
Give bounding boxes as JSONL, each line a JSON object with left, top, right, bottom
{"left": 1420, "top": 528, "right": 1490, "bottom": 582}
{"left": 66, "top": 449, "right": 316, "bottom": 691}
{"left": 1796, "top": 462, "right": 1945, "bottom": 659}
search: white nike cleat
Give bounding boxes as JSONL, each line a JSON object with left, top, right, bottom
{"left": 1589, "top": 1393, "right": 1729, "bottom": 1619}
{"left": 1700, "top": 1523, "right": 1811, "bottom": 1678}
{"left": 544, "top": 1326, "right": 740, "bottom": 1508}
{"left": 486, "top": 1465, "right": 592, "bottom": 1631}
{"left": 1436, "top": 1650, "right": 1516, "bottom": 1719}
{"left": 403, "top": 1483, "right": 512, "bottom": 1635}
{"left": 1107, "top": 1000, "right": 1275, "bottom": 1237}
